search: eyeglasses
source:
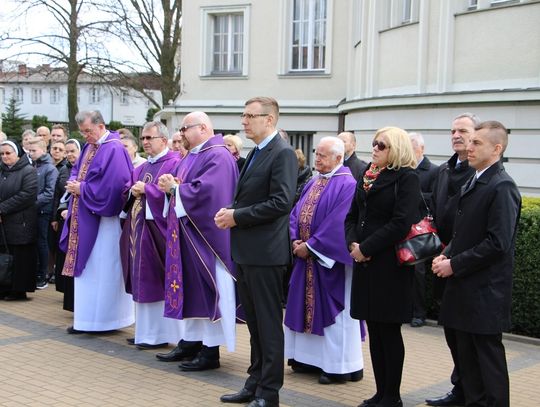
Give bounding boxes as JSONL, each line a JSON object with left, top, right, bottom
{"left": 179, "top": 123, "right": 202, "bottom": 133}
{"left": 372, "top": 140, "right": 389, "bottom": 151}
{"left": 139, "top": 135, "right": 162, "bottom": 141}
{"left": 240, "top": 113, "right": 269, "bottom": 120}
{"left": 79, "top": 129, "right": 94, "bottom": 135}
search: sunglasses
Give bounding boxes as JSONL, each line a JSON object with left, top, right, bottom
{"left": 179, "top": 123, "right": 202, "bottom": 133}
{"left": 372, "top": 140, "right": 389, "bottom": 151}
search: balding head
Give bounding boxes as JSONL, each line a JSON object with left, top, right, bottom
{"left": 181, "top": 111, "right": 215, "bottom": 149}
{"left": 337, "top": 131, "right": 356, "bottom": 156}
{"left": 36, "top": 126, "right": 51, "bottom": 145}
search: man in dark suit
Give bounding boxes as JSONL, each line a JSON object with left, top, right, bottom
{"left": 432, "top": 121, "right": 520, "bottom": 407}
{"left": 215, "top": 97, "right": 297, "bottom": 407}
{"left": 409, "top": 132, "right": 439, "bottom": 328}
{"left": 338, "top": 131, "right": 368, "bottom": 181}
{"left": 426, "top": 113, "right": 479, "bottom": 407}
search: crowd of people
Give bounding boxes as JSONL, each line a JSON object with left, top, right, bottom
{"left": 0, "top": 99, "right": 520, "bottom": 407}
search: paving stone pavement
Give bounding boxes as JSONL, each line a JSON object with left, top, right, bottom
{"left": 1, "top": 287, "right": 539, "bottom": 406}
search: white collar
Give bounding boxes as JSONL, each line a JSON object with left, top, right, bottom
{"left": 147, "top": 147, "right": 169, "bottom": 163}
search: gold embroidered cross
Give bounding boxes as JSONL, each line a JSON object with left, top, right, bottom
{"left": 172, "top": 230, "right": 178, "bottom": 242}
{"left": 170, "top": 280, "right": 180, "bottom": 292}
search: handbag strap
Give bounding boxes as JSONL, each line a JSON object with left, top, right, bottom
{"left": 394, "top": 177, "right": 432, "bottom": 218}
{"left": 0, "top": 220, "right": 10, "bottom": 255}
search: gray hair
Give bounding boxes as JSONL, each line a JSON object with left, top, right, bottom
{"left": 454, "top": 112, "right": 481, "bottom": 127}
{"left": 21, "top": 129, "right": 36, "bottom": 139}
{"left": 409, "top": 132, "right": 425, "bottom": 147}
{"left": 75, "top": 110, "right": 105, "bottom": 126}
{"left": 319, "top": 136, "right": 345, "bottom": 163}
{"left": 142, "top": 121, "right": 170, "bottom": 140}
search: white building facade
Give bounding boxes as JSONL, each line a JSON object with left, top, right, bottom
{"left": 158, "top": 0, "right": 540, "bottom": 195}
{"left": 0, "top": 67, "right": 160, "bottom": 127}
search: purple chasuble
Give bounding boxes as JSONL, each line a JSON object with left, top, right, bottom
{"left": 60, "top": 131, "right": 133, "bottom": 277}
{"left": 164, "top": 135, "right": 238, "bottom": 321}
{"left": 120, "top": 150, "right": 181, "bottom": 303}
{"left": 284, "top": 166, "right": 356, "bottom": 336}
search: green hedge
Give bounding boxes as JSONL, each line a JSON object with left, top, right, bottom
{"left": 512, "top": 197, "right": 540, "bottom": 337}
{"left": 426, "top": 196, "right": 540, "bottom": 338}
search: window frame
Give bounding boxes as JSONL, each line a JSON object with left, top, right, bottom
{"left": 12, "top": 87, "right": 23, "bottom": 103}
{"left": 31, "top": 88, "right": 42, "bottom": 104}
{"left": 89, "top": 86, "right": 101, "bottom": 104}
{"left": 50, "top": 88, "right": 60, "bottom": 104}
{"left": 200, "top": 5, "right": 251, "bottom": 77}
{"left": 289, "top": 0, "right": 329, "bottom": 73}
{"left": 120, "top": 90, "right": 129, "bottom": 105}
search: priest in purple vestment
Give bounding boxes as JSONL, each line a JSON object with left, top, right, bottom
{"left": 119, "top": 121, "right": 181, "bottom": 349}
{"left": 284, "top": 137, "right": 364, "bottom": 385}
{"left": 60, "top": 110, "right": 135, "bottom": 334}
{"left": 157, "top": 111, "right": 238, "bottom": 371}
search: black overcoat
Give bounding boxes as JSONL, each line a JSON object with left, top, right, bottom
{"left": 345, "top": 166, "right": 420, "bottom": 323}
{"left": 439, "top": 162, "right": 521, "bottom": 334}
{"left": 0, "top": 157, "right": 38, "bottom": 245}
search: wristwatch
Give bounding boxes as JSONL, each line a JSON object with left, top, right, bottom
{"left": 168, "top": 185, "right": 177, "bottom": 196}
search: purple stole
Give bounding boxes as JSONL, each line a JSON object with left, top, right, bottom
{"left": 62, "top": 143, "right": 99, "bottom": 277}
{"left": 297, "top": 177, "right": 330, "bottom": 333}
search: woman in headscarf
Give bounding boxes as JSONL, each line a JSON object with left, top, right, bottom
{"left": 0, "top": 139, "right": 38, "bottom": 300}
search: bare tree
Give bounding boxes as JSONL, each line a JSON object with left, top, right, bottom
{"left": 0, "top": 0, "right": 118, "bottom": 130}
{"left": 100, "top": 0, "right": 182, "bottom": 109}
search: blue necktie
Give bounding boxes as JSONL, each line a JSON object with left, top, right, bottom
{"left": 247, "top": 147, "right": 260, "bottom": 169}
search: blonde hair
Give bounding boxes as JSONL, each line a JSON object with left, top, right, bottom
{"left": 223, "top": 134, "right": 243, "bottom": 153}
{"left": 374, "top": 127, "right": 417, "bottom": 170}
{"left": 29, "top": 137, "right": 47, "bottom": 151}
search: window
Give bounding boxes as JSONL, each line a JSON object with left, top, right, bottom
{"left": 121, "top": 90, "right": 129, "bottom": 105}
{"left": 402, "top": 0, "right": 412, "bottom": 23}
{"left": 89, "top": 87, "right": 101, "bottom": 104}
{"left": 290, "top": 0, "right": 327, "bottom": 71}
{"left": 13, "top": 87, "right": 23, "bottom": 103}
{"left": 212, "top": 14, "right": 244, "bottom": 74}
{"left": 201, "top": 5, "right": 250, "bottom": 77}
{"left": 50, "top": 88, "right": 60, "bottom": 104}
{"left": 146, "top": 91, "right": 154, "bottom": 106}
{"left": 468, "top": 0, "right": 478, "bottom": 9}
{"left": 383, "top": 0, "right": 419, "bottom": 29}
{"left": 32, "top": 88, "right": 42, "bottom": 104}
{"left": 0, "top": 88, "right": 4, "bottom": 104}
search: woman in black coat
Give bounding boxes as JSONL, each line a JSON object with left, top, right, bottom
{"left": 0, "top": 140, "right": 38, "bottom": 300}
{"left": 345, "top": 127, "right": 421, "bottom": 407}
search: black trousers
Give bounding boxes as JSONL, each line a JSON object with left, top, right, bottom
{"left": 237, "top": 264, "right": 285, "bottom": 404}
{"left": 412, "top": 260, "right": 428, "bottom": 319}
{"left": 366, "top": 320, "right": 405, "bottom": 405}
{"left": 455, "top": 330, "right": 509, "bottom": 407}
{"left": 444, "top": 327, "right": 464, "bottom": 398}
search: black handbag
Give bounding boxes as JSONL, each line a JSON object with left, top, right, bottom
{"left": 395, "top": 193, "right": 443, "bottom": 266}
{"left": 0, "top": 221, "right": 14, "bottom": 287}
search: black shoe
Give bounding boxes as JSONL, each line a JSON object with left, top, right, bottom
{"left": 155, "top": 344, "right": 201, "bottom": 362}
{"left": 66, "top": 326, "right": 85, "bottom": 334}
{"left": 347, "top": 369, "right": 363, "bottom": 382}
{"left": 319, "top": 371, "right": 346, "bottom": 385}
{"left": 247, "top": 398, "right": 278, "bottom": 407}
{"left": 179, "top": 355, "right": 220, "bottom": 371}
{"left": 411, "top": 317, "right": 425, "bottom": 327}
{"left": 358, "top": 394, "right": 381, "bottom": 407}
{"left": 220, "top": 388, "right": 255, "bottom": 403}
{"left": 36, "top": 279, "right": 48, "bottom": 290}
{"left": 288, "top": 358, "right": 321, "bottom": 373}
{"left": 48, "top": 275, "right": 56, "bottom": 284}
{"left": 425, "top": 391, "right": 465, "bottom": 406}
{"left": 378, "top": 399, "right": 402, "bottom": 407}
{"left": 126, "top": 337, "right": 135, "bottom": 345}
{"left": 136, "top": 342, "right": 168, "bottom": 350}
{"left": 4, "top": 292, "right": 28, "bottom": 301}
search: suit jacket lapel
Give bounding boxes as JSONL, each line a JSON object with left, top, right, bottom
{"left": 235, "top": 136, "right": 279, "bottom": 197}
